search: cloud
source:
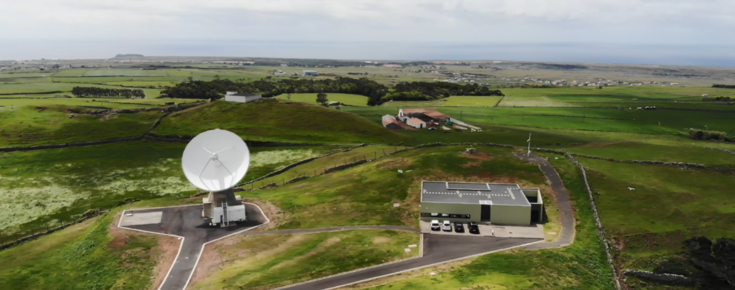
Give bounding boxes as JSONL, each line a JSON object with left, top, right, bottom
{"left": 1, "top": 0, "right": 733, "bottom": 61}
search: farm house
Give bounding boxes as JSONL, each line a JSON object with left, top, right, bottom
{"left": 420, "top": 181, "right": 543, "bottom": 225}
{"left": 224, "top": 91, "right": 262, "bottom": 103}
{"left": 406, "top": 118, "right": 426, "bottom": 129}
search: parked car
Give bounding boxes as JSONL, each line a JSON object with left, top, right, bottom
{"left": 468, "top": 222, "right": 480, "bottom": 234}
{"left": 454, "top": 222, "right": 465, "bottom": 233}
{"left": 430, "top": 220, "right": 441, "bottom": 231}
{"left": 442, "top": 220, "right": 452, "bottom": 232}
{"left": 428, "top": 127, "right": 437, "bottom": 131}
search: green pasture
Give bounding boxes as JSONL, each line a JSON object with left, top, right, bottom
{"left": 249, "top": 145, "right": 547, "bottom": 230}
{"left": 499, "top": 86, "right": 735, "bottom": 107}
{"left": 154, "top": 100, "right": 407, "bottom": 144}
{"left": 51, "top": 69, "right": 88, "bottom": 77}
{"left": 106, "top": 81, "right": 177, "bottom": 87}
{"left": 566, "top": 142, "right": 735, "bottom": 166}
{"left": 351, "top": 155, "right": 614, "bottom": 290}
{"left": 191, "top": 230, "right": 419, "bottom": 290}
{"left": 275, "top": 93, "right": 368, "bottom": 106}
{"left": 83, "top": 69, "right": 170, "bottom": 77}
{"left": 0, "top": 106, "right": 164, "bottom": 147}
{"left": 0, "top": 97, "right": 157, "bottom": 110}
{"left": 380, "top": 99, "right": 447, "bottom": 107}
{"left": 0, "top": 212, "right": 162, "bottom": 290}
{"left": 442, "top": 96, "right": 503, "bottom": 107}
{"left": 581, "top": 158, "right": 735, "bottom": 274}
{"left": 251, "top": 145, "right": 408, "bottom": 187}
{"left": 0, "top": 141, "right": 335, "bottom": 242}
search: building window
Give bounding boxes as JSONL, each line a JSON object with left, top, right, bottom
{"left": 464, "top": 214, "right": 471, "bottom": 219}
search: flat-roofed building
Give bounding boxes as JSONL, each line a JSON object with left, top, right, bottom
{"left": 420, "top": 181, "right": 543, "bottom": 225}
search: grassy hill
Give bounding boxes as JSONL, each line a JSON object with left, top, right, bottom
{"left": 153, "top": 99, "right": 408, "bottom": 144}
{"left": 274, "top": 93, "right": 368, "bottom": 106}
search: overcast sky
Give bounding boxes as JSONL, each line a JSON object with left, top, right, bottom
{"left": 2, "top": 0, "right": 734, "bottom": 65}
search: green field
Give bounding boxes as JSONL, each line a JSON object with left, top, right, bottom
{"left": 0, "top": 212, "right": 164, "bottom": 290}
{"left": 275, "top": 93, "right": 368, "bottom": 106}
{"left": 0, "top": 141, "right": 335, "bottom": 242}
{"left": 499, "top": 86, "right": 735, "bottom": 107}
{"left": 347, "top": 155, "right": 614, "bottom": 290}
{"left": 249, "top": 146, "right": 547, "bottom": 230}
{"left": 154, "top": 100, "right": 407, "bottom": 144}
{"left": 566, "top": 142, "right": 735, "bottom": 166}
{"left": 442, "top": 96, "right": 503, "bottom": 107}
{"left": 51, "top": 69, "right": 89, "bottom": 77}
{"left": 578, "top": 158, "right": 735, "bottom": 288}
{"left": 192, "top": 230, "right": 419, "bottom": 290}
{"left": 83, "top": 69, "right": 171, "bottom": 77}
{"left": 0, "top": 106, "right": 164, "bottom": 147}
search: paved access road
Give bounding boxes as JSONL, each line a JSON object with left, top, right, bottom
{"left": 515, "top": 153, "right": 576, "bottom": 249}
{"left": 120, "top": 204, "right": 268, "bottom": 290}
{"left": 277, "top": 235, "right": 541, "bottom": 290}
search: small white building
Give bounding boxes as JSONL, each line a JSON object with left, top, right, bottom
{"left": 406, "top": 118, "right": 426, "bottom": 129}
{"left": 224, "top": 91, "right": 262, "bottom": 103}
{"left": 302, "top": 70, "right": 318, "bottom": 76}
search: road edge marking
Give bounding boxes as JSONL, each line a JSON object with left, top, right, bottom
{"left": 117, "top": 209, "right": 186, "bottom": 290}
{"left": 319, "top": 239, "right": 544, "bottom": 290}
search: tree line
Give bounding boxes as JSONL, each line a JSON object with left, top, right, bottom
{"left": 161, "top": 77, "right": 503, "bottom": 106}
{"left": 71, "top": 86, "right": 145, "bottom": 99}
{"left": 687, "top": 128, "right": 730, "bottom": 142}
{"left": 702, "top": 96, "right": 734, "bottom": 103}
{"left": 712, "top": 84, "right": 735, "bottom": 89}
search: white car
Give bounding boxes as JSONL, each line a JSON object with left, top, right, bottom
{"left": 442, "top": 220, "right": 452, "bottom": 232}
{"left": 430, "top": 220, "right": 441, "bottom": 231}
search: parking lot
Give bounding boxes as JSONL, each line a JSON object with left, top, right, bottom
{"left": 419, "top": 220, "right": 544, "bottom": 239}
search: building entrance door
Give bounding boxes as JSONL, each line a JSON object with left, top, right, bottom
{"left": 481, "top": 205, "right": 491, "bottom": 222}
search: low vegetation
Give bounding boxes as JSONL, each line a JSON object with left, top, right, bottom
{"left": 345, "top": 155, "right": 614, "bottom": 290}
{"left": 191, "top": 230, "right": 420, "bottom": 290}
{"left": 0, "top": 141, "right": 336, "bottom": 242}
{"left": 579, "top": 158, "right": 735, "bottom": 289}
{"left": 153, "top": 99, "right": 408, "bottom": 144}
{"left": 249, "top": 145, "right": 547, "bottom": 230}
{"left": 0, "top": 211, "right": 167, "bottom": 290}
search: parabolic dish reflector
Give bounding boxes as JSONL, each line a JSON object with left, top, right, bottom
{"left": 182, "top": 129, "right": 250, "bottom": 192}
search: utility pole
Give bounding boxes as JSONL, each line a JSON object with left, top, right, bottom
{"left": 527, "top": 132, "right": 532, "bottom": 157}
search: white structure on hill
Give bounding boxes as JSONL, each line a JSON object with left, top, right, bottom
{"left": 224, "top": 91, "right": 262, "bottom": 103}
{"left": 302, "top": 70, "right": 318, "bottom": 76}
{"left": 406, "top": 118, "right": 426, "bottom": 129}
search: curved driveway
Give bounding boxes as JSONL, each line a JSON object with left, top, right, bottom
{"left": 515, "top": 153, "right": 576, "bottom": 249}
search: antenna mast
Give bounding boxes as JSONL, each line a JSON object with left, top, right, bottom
{"left": 527, "top": 133, "right": 532, "bottom": 157}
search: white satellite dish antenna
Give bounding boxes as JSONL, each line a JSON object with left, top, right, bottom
{"left": 182, "top": 129, "right": 250, "bottom": 192}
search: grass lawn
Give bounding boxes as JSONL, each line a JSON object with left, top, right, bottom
{"left": 248, "top": 145, "right": 548, "bottom": 230}
{"left": 380, "top": 99, "right": 447, "bottom": 107}
{"left": 345, "top": 154, "right": 614, "bottom": 290}
{"left": 442, "top": 96, "right": 503, "bottom": 107}
{"left": 191, "top": 230, "right": 420, "bottom": 290}
{"left": 153, "top": 99, "right": 408, "bottom": 144}
{"left": 51, "top": 69, "right": 89, "bottom": 77}
{"left": 579, "top": 158, "right": 735, "bottom": 288}
{"left": 0, "top": 141, "right": 333, "bottom": 242}
{"left": 0, "top": 210, "right": 167, "bottom": 290}
{"left": 83, "top": 69, "right": 170, "bottom": 77}
{"left": 106, "top": 81, "right": 177, "bottom": 88}
{"left": 0, "top": 106, "right": 164, "bottom": 147}
{"left": 251, "top": 145, "right": 408, "bottom": 186}
{"left": 275, "top": 93, "right": 368, "bottom": 106}
{"left": 566, "top": 142, "right": 735, "bottom": 166}
{"left": 498, "top": 86, "right": 735, "bottom": 107}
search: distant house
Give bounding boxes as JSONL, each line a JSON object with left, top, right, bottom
{"left": 302, "top": 70, "right": 318, "bottom": 76}
{"left": 383, "top": 64, "right": 403, "bottom": 68}
{"left": 224, "top": 91, "right": 262, "bottom": 103}
{"left": 702, "top": 94, "right": 709, "bottom": 97}
{"left": 406, "top": 118, "right": 426, "bottom": 129}
{"left": 382, "top": 115, "right": 401, "bottom": 130}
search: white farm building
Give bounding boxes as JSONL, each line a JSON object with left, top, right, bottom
{"left": 224, "top": 91, "right": 262, "bottom": 103}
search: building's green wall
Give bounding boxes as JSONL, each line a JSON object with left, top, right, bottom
{"left": 491, "top": 205, "right": 531, "bottom": 225}
{"left": 420, "top": 202, "right": 481, "bottom": 222}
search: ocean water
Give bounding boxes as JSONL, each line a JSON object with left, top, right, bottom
{"left": 2, "top": 39, "right": 734, "bottom": 67}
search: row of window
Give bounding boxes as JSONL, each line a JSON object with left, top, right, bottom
{"left": 420, "top": 213, "right": 471, "bottom": 219}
